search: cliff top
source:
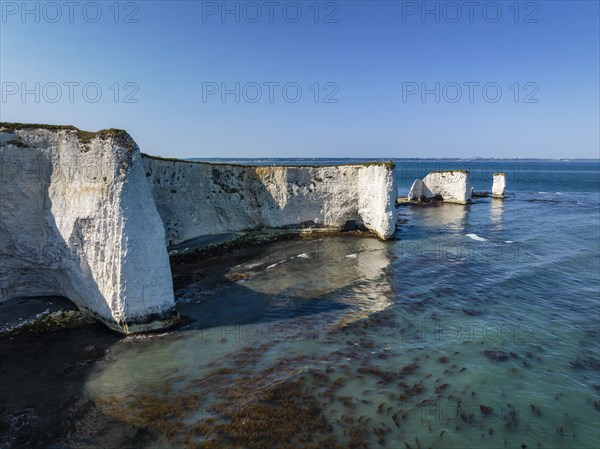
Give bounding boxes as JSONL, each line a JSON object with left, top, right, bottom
{"left": 0, "top": 122, "right": 134, "bottom": 149}
{"left": 429, "top": 170, "right": 470, "bottom": 174}
{"left": 142, "top": 153, "right": 395, "bottom": 170}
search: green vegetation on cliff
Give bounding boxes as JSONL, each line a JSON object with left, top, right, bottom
{"left": 0, "top": 122, "right": 134, "bottom": 149}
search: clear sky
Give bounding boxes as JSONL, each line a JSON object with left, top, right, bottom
{"left": 1, "top": 0, "right": 598, "bottom": 158}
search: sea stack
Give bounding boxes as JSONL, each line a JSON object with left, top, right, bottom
{"left": 492, "top": 173, "right": 506, "bottom": 198}
{"left": 407, "top": 179, "right": 424, "bottom": 201}
{"left": 407, "top": 171, "right": 472, "bottom": 204}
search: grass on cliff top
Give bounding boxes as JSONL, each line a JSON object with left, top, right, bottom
{"left": 1, "top": 123, "right": 80, "bottom": 132}
{"left": 143, "top": 153, "right": 395, "bottom": 170}
{"left": 429, "top": 169, "right": 470, "bottom": 174}
{"left": 0, "top": 122, "right": 132, "bottom": 147}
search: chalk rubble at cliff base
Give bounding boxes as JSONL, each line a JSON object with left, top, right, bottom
{"left": 0, "top": 123, "right": 398, "bottom": 334}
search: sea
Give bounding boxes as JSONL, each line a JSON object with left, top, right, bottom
{"left": 1, "top": 159, "right": 599, "bottom": 449}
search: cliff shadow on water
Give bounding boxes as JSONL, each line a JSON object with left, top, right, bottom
{"left": 0, "top": 325, "right": 130, "bottom": 449}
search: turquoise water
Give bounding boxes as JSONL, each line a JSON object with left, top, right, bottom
{"left": 1, "top": 160, "right": 598, "bottom": 448}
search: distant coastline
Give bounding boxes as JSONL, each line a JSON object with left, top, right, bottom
{"left": 187, "top": 157, "right": 600, "bottom": 162}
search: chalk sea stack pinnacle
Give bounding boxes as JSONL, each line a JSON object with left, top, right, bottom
{"left": 492, "top": 173, "right": 506, "bottom": 198}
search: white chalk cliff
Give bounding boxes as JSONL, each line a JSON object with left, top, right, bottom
{"left": 407, "top": 171, "right": 472, "bottom": 204}
{"left": 0, "top": 124, "right": 176, "bottom": 333}
{"left": 1, "top": 123, "right": 397, "bottom": 333}
{"left": 143, "top": 157, "right": 398, "bottom": 244}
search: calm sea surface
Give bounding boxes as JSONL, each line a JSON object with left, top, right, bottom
{"left": 1, "top": 160, "right": 599, "bottom": 449}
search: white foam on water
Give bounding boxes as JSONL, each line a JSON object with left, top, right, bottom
{"left": 504, "top": 240, "right": 514, "bottom": 244}
{"left": 237, "top": 262, "right": 264, "bottom": 270}
{"left": 267, "top": 260, "right": 286, "bottom": 269}
{"left": 466, "top": 233, "right": 487, "bottom": 242}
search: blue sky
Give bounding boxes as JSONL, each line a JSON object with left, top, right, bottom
{"left": 1, "top": 0, "right": 598, "bottom": 158}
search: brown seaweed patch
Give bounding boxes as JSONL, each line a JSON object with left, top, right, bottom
{"left": 399, "top": 362, "right": 419, "bottom": 376}
{"left": 193, "top": 380, "right": 340, "bottom": 449}
{"left": 503, "top": 403, "right": 519, "bottom": 431}
{"left": 480, "top": 404, "right": 494, "bottom": 415}
{"left": 357, "top": 366, "right": 398, "bottom": 384}
{"left": 484, "top": 350, "right": 515, "bottom": 362}
{"left": 97, "top": 371, "right": 345, "bottom": 449}
{"left": 227, "top": 271, "right": 250, "bottom": 281}
{"left": 435, "top": 383, "right": 450, "bottom": 395}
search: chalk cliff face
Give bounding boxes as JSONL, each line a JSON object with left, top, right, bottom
{"left": 0, "top": 124, "right": 176, "bottom": 333}
{"left": 408, "top": 171, "right": 472, "bottom": 204}
{"left": 492, "top": 173, "right": 506, "bottom": 198}
{"left": 0, "top": 123, "right": 397, "bottom": 334}
{"left": 143, "top": 157, "right": 398, "bottom": 244}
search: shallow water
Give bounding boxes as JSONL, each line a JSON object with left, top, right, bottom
{"left": 1, "top": 160, "right": 598, "bottom": 448}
